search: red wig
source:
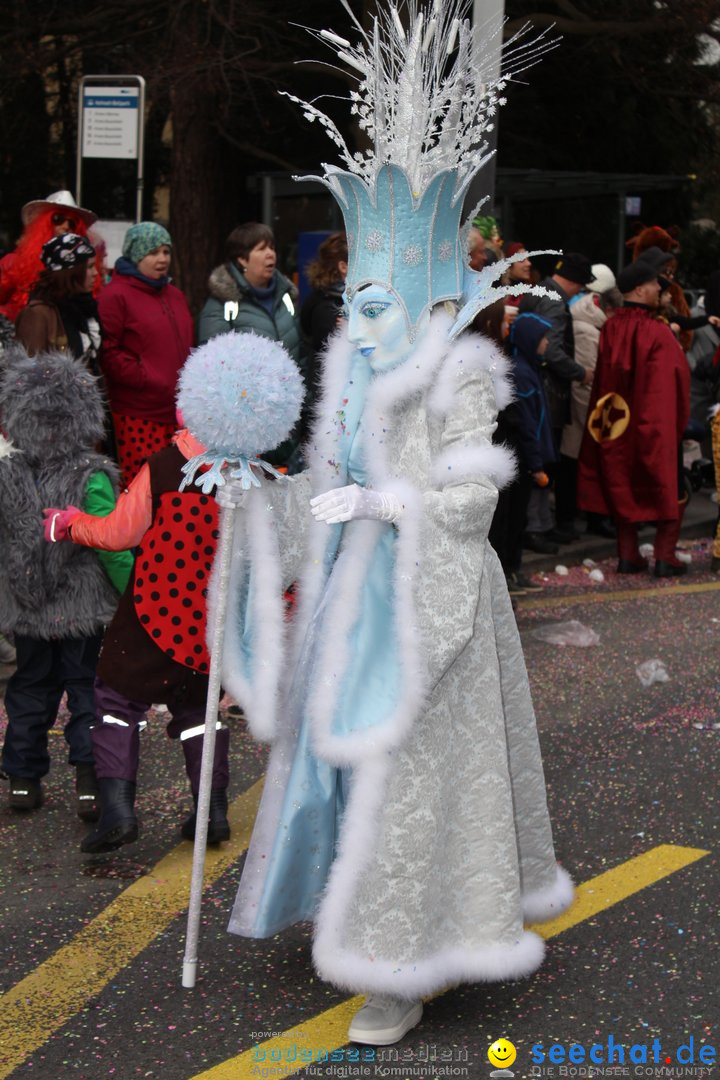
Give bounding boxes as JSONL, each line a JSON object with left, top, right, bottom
{"left": 626, "top": 224, "right": 679, "bottom": 260}
{"left": 0, "top": 209, "right": 104, "bottom": 321}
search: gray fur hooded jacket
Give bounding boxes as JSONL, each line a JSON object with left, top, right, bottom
{"left": 0, "top": 348, "right": 120, "bottom": 639}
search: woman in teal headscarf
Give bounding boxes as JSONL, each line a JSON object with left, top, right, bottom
{"left": 99, "top": 222, "right": 194, "bottom": 487}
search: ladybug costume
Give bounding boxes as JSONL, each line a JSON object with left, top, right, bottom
{"left": 65, "top": 429, "right": 232, "bottom": 853}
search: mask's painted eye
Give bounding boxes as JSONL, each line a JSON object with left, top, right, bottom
{"left": 360, "top": 301, "right": 390, "bottom": 319}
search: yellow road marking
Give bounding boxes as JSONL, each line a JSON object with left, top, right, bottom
{"left": 531, "top": 843, "right": 707, "bottom": 938}
{"left": 191, "top": 844, "right": 709, "bottom": 1080}
{"left": 516, "top": 579, "right": 720, "bottom": 610}
{"left": 0, "top": 778, "right": 264, "bottom": 1080}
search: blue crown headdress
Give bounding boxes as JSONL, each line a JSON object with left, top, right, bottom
{"left": 285, "top": 0, "right": 557, "bottom": 337}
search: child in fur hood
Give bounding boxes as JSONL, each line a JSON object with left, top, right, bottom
{"left": 0, "top": 348, "right": 132, "bottom": 816}
{"left": 44, "top": 421, "right": 227, "bottom": 854}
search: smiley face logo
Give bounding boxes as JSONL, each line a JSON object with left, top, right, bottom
{"left": 488, "top": 1038, "right": 517, "bottom": 1069}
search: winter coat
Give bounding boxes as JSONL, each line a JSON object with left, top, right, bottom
{"left": 98, "top": 270, "right": 194, "bottom": 423}
{"left": 508, "top": 313, "right": 557, "bottom": 473}
{"left": 560, "top": 292, "right": 608, "bottom": 460}
{"left": 299, "top": 283, "right": 345, "bottom": 442}
{"left": 15, "top": 295, "right": 102, "bottom": 371}
{"left": 222, "top": 310, "right": 572, "bottom": 999}
{"left": 196, "top": 263, "right": 301, "bottom": 360}
{"left": 519, "top": 277, "right": 584, "bottom": 430}
{"left": 15, "top": 300, "right": 69, "bottom": 356}
{"left": 300, "top": 283, "right": 344, "bottom": 352}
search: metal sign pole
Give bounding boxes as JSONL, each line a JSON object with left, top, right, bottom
{"left": 136, "top": 78, "right": 146, "bottom": 222}
{"left": 77, "top": 75, "right": 145, "bottom": 225}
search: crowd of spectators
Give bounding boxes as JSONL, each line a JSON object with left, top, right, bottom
{"left": 470, "top": 220, "right": 720, "bottom": 594}
{"left": 1, "top": 186, "right": 719, "bottom": 814}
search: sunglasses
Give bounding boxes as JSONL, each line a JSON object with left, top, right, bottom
{"left": 51, "top": 213, "right": 78, "bottom": 228}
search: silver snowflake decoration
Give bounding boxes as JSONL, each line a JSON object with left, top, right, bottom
{"left": 402, "top": 244, "right": 424, "bottom": 267}
{"left": 438, "top": 239, "right": 454, "bottom": 262}
{"left": 366, "top": 229, "right": 385, "bottom": 253}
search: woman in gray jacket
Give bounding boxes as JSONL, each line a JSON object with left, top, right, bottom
{"left": 197, "top": 222, "right": 302, "bottom": 467}
{"left": 197, "top": 222, "right": 300, "bottom": 354}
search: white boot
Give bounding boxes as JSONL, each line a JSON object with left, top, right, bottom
{"left": 348, "top": 995, "right": 423, "bottom": 1046}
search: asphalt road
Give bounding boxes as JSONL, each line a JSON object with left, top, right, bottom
{"left": 0, "top": 534, "right": 718, "bottom": 1080}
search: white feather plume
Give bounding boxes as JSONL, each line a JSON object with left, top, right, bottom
{"left": 286, "top": 0, "right": 558, "bottom": 195}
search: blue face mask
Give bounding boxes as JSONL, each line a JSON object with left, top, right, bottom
{"left": 346, "top": 286, "right": 421, "bottom": 372}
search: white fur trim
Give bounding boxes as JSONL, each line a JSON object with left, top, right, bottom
{"left": 307, "top": 329, "right": 363, "bottom": 494}
{"left": 313, "top": 748, "right": 545, "bottom": 996}
{"left": 306, "top": 481, "right": 427, "bottom": 766}
{"left": 523, "top": 864, "right": 575, "bottom": 924}
{"left": 314, "top": 932, "right": 546, "bottom": 999}
{"left": 209, "top": 489, "right": 286, "bottom": 741}
{"left": 428, "top": 333, "right": 514, "bottom": 418}
{"left": 286, "top": 316, "right": 454, "bottom": 765}
{"left": 432, "top": 442, "right": 517, "bottom": 490}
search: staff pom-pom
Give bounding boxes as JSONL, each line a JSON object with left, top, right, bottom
{"left": 177, "top": 331, "right": 304, "bottom": 460}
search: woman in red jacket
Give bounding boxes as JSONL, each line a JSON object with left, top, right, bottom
{"left": 99, "top": 222, "right": 194, "bottom": 488}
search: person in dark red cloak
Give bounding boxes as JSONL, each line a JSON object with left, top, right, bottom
{"left": 577, "top": 259, "right": 690, "bottom": 578}
{"left": 43, "top": 424, "right": 230, "bottom": 853}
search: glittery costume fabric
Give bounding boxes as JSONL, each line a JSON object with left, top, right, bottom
{"left": 224, "top": 317, "right": 572, "bottom": 998}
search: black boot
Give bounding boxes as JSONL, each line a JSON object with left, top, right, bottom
{"left": 81, "top": 777, "right": 138, "bottom": 853}
{"left": 8, "top": 776, "right": 43, "bottom": 811}
{"left": 75, "top": 762, "right": 100, "bottom": 822}
{"left": 181, "top": 789, "right": 231, "bottom": 845}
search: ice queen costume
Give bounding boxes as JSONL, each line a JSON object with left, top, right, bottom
{"left": 220, "top": 0, "right": 574, "bottom": 1000}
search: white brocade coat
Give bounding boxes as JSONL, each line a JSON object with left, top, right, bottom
{"left": 218, "top": 310, "right": 573, "bottom": 999}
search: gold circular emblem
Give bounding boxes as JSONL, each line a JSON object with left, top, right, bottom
{"left": 588, "top": 391, "right": 630, "bottom": 443}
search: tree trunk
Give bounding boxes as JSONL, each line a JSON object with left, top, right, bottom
{"left": 168, "top": 83, "right": 226, "bottom": 319}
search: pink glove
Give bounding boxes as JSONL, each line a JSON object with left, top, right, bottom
{"left": 43, "top": 506, "right": 81, "bottom": 542}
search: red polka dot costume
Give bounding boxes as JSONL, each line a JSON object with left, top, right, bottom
{"left": 133, "top": 489, "right": 218, "bottom": 672}
{"left": 66, "top": 429, "right": 231, "bottom": 850}
{"left": 112, "top": 413, "right": 177, "bottom": 489}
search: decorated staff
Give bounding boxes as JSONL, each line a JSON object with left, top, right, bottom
{"left": 176, "top": 331, "right": 304, "bottom": 989}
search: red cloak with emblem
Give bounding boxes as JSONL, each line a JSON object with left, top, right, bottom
{"left": 577, "top": 306, "right": 690, "bottom": 523}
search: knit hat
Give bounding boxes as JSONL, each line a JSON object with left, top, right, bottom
{"left": 41, "top": 232, "right": 95, "bottom": 271}
{"left": 587, "top": 264, "right": 616, "bottom": 295}
{"left": 122, "top": 222, "right": 172, "bottom": 266}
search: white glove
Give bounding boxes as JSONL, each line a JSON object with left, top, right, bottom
{"left": 310, "top": 483, "right": 405, "bottom": 525}
{"left": 215, "top": 479, "right": 250, "bottom": 510}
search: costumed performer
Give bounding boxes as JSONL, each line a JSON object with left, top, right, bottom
{"left": 188, "top": 0, "right": 574, "bottom": 1046}
{"left": 0, "top": 190, "right": 101, "bottom": 323}
{"left": 577, "top": 259, "right": 690, "bottom": 577}
{"left": 0, "top": 349, "right": 132, "bottom": 816}
{"left": 43, "top": 414, "right": 229, "bottom": 853}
